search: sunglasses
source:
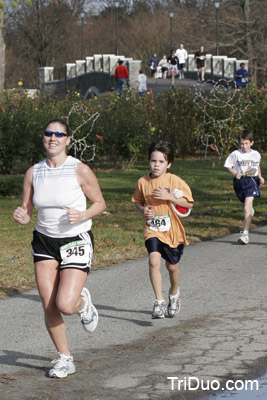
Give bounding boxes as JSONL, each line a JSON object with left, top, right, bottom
{"left": 44, "top": 130, "right": 68, "bottom": 138}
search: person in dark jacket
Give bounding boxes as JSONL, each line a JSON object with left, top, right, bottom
{"left": 148, "top": 52, "right": 160, "bottom": 78}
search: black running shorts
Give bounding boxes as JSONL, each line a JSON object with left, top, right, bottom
{"left": 145, "top": 237, "right": 184, "bottom": 265}
{"left": 31, "top": 230, "right": 94, "bottom": 273}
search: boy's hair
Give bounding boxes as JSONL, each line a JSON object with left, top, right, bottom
{"left": 44, "top": 118, "right": 70, "bottom": 136}
{"left": 148, "top": 140, "right": 174, "bottom": 164}
{"left": 238, "top": 129, "right": 253, "bottom": 142}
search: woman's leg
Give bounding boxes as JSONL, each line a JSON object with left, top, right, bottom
{"left": 56, "top": 268, "right": 87, "bottom": 315}
{"left": 35, "top": 260, "right": 69, "bottom": 355}
{"left": 35, "top": 260, "right": 87, "bottom": 355}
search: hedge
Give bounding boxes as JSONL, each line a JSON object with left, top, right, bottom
{"left": 0, "top": 85, "right": 266, "bottom": 174}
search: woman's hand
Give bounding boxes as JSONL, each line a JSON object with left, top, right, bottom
{"left": 13, "top": 203, "right": 31, "bottom": 225}
{"left": 67, "top": 208, "right": 84, "bottom": 224}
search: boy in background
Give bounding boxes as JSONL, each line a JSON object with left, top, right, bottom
{"left": 224, "top": 130, "right": 264, "bottom": 244}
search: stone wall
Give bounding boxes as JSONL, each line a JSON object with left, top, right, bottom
{"left": 38, "top": 54, "right": 141, "bottom": 98}
{"left": 38, "top": 53, "right": 249, "bottom": 98}
{"left": 186, "top": 54, "right": 248, "bottom": 80}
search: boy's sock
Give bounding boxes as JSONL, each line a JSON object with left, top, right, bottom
{"left": 243, "top": 230, "right": 249, "bottom": 235}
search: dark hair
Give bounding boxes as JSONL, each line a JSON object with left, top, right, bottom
{"left": 148, "top": 140, "right": 174, "bottom": 164}
{"left": 44, "top": 118, "right": 70, "bottom": 136}
{"left": 239, "top": 129, "right": 253, "bottom": 142}
{"left": 118, "top": 60, "right": 124, "bottom": 65}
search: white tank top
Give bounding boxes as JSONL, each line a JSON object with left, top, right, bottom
{"left": 33, "top": 156, "right": 92, "bottom": 238}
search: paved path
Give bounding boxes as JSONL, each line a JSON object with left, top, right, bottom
{"left": 146, "top": 76, "right": 214, "bottom": 95}
{"left": 0, "top": 226, "right": 267, "bottom": 400}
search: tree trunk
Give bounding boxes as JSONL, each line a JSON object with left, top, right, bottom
{"left": 243, "top": 0, "right": 257, "bottom": 85}
{"left": 0, "top": 9, "right": 5, "bottom": 89}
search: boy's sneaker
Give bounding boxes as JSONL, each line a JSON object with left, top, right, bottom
{"left": 167, "top": 288, "right": 181, "bottom": 318}
{"left": 79, "top": 287, "right": 98, "bottom": 332}
{"left": 152, "top": 300, "right": 166, "bottom": 319}
{"left": 238, "top": 231, "right": 249, "bottom": 245}
{"left": 48, "top": 353, "right": 75, "bottom": 378}
{"left": 251, "top": 207, "right": 255, "bottom": 217}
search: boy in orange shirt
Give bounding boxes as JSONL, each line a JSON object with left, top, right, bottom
{"left": 132, "top": 141, "right": 194, "bottom": 319}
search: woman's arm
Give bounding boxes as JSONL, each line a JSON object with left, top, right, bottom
{"left": 67, "top": 162, "right": 106, "bottom": 224}
{"left": 13, "top": 166, "right": 34, "bottom": 225}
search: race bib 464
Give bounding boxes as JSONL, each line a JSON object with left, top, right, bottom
{"left": 147, "top": 214, "right": 171, "bottom": 232}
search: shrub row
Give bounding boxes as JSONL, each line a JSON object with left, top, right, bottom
{"left": 0, "top": 85, "right": 266, "bottom": 174}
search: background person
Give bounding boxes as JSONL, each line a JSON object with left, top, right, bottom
{"left": 13, "top": 118, "right": 106, "bottom": 378}
{"left": 158, "top": 55, "right": 169, "bottom": 79}
{"left": 224, "top": 129, "right": 264, "bottom": 245}
{"left": 114, "top": 60, "right": 129, "bottom": 94}
{"left": 234, "top": 63, "right": 248, "bottom": 88}
{"left": 195, "top": 45, "right": 206, "bottom": 82}
{"left": 167, "top": 50, "right": 178, "bottom": 86}
{"left": 137, "top": 69, "right": 147, "bottom": 96}
{"left": 175, "top": 44, "right": 188, "bottom": 79}
{"left": 148, "top": 52, "right": 160, "bottom": 78}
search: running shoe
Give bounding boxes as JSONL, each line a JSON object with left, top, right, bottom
{"left": 167, "top": 288, "right": 181, "bottom": 318}
{"left": 79, "top": 287, "right": 99, "bottom": 332}
{"left": 152, "top": 300, "right": 166, "bottom": 319}
{"left": 238, "top": 231, "right": 249, "bottom": 245}
{"left": 251, "top": 207, "right": 255, "bottom": 217}
{"left": 48, "top": 353, "right": 75, "bottom": 378}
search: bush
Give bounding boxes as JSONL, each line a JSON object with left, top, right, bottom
{"left": 0, "top": 177, "right": 22, "bottom": 196}
{"left": 0, "top": 86, "right": 266, "bottom": 174}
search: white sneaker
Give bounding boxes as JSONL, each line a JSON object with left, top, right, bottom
{"left": 251, "top": 207, "right": 255, "bottom": 217}
{"left": 48, "top": 353, "right": 75, "bottom": 378}
{"left": 79, "top": 287, "right": 98, "bottom": 332}
{"left": 238, "top": 231, "right": 249, "bottom": 245}
{"left": 152, "top": 300, "right": 166, "bottom": 319}
{"left": 167, "top": 288, "right": 181, "bottom": 317}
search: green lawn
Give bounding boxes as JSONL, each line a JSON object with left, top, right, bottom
{"left": 1, "top": 155, "right": 266, "bottom": 297}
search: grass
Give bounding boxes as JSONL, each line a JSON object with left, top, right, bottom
{"left": 1, "top": 154, "right": 267, "bottom": 298}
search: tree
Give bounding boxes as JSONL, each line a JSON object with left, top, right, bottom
{"left": 3, "top": 0, "right": 267, "bottom": 88}
{"left": 0, "top": 3, "right": 5, "bottom": 89}
{"left": 218, "top": 0, "right": 267, "bottom": 85}
{"left": 4, "top": 0, "right": 86, "bottom": 87}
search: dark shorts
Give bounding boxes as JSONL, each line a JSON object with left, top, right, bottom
{"left": 233, "top": 176, "right": 261, "bottom": 203}
{"left": 197, "top": 60, "right": 205, "bottom": 68}
{"left": 145, "top": 237, "right": 184, "bottom": 265}
{"left": 31, "top": 230, "right": 94, "bottom": 273}
{"left": 178, "top": 63, "right": 185, "bottom": 70}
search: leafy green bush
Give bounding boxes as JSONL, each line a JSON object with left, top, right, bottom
{"left": 0, "top": 86, "right": 266, "bottom": 174}
{"left": 0, "top": 177, "right": 22, "bottom": 196}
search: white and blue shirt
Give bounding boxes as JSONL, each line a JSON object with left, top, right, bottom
{"left": 33, "top": 156, "right": 92, "bottom": 238}
{"left": 224, "top": 149, "right": 261, "bottom": 176}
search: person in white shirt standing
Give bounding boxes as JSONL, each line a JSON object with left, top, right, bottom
{"left": 137, "top": 69, "right": 147, "bottom": 96}
{"left": 175, "top": 44, "right": 188, "bottom": 79}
